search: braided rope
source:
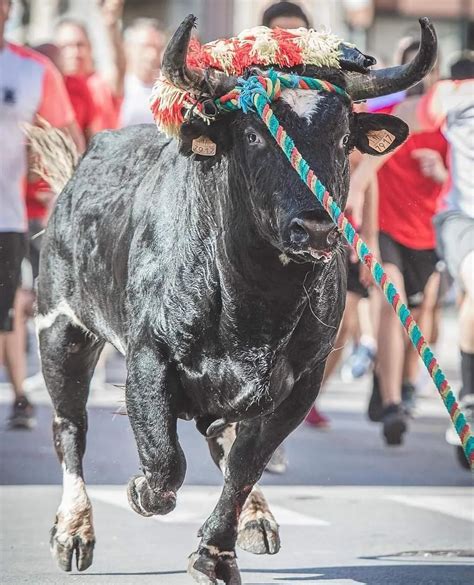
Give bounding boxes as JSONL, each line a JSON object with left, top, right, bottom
{"left": 213, "top": 70, "right": 474, "bottom": 467}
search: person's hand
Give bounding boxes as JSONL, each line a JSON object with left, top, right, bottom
{"left": 411, "top": 148, "right": 448, "bottom": 184}
{"left": 98, "top": 0, "right": 124, "bottom": 27}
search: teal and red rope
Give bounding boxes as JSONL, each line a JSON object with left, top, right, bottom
{"left": 213, "top": 70, "right": 474, "bottom": 467}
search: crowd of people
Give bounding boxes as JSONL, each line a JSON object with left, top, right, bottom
{"left": 1, "top": 0, "right": 472, "bottom": 472}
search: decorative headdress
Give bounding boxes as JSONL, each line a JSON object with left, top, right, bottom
{"left": 150, "top": 15, "right": 437, "bottom": 138}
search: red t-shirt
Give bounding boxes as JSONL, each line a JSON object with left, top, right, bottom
{"left": 86, "top": 73, "right": 122, "bottom": 132}
{"left": 376, "top": 105, "right": 448, "bottom": 250}
{"left": 64, "top": 75, "right": 95, "bottom": 134}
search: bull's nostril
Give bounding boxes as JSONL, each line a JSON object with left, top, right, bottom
{"left": 326, "top": 228, "right": 339, "bottom": 246}
{"left": 289, "top": 219, "right": 309, "bottom": 245}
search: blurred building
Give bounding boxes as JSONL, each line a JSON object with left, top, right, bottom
{"left": 7, "top": 0, "right": 473, "bottom": 71}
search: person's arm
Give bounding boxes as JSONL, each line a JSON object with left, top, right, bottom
{"left": 358, "top": 175, "right": 379, "bottom": 288}
{"left": 346, "top": 153, "right": 391, "bottom": 226}
{"left": 36, "top": 60, "right": 85, "bottom": 152}
{"left": 99, "top": 0, "right": 126, "bottom": 98}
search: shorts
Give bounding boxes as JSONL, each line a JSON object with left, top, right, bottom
{"left": 379, "top": 231, "right": 437, "bottom": 308}
{"left": 434, "top": 211, "right": 474, "bottom": 289}
{"left": 0, "top": 232, "right": 26, "bottom": 332}
{"left": 347, "top": 254, "right": 369, "bottom": 298}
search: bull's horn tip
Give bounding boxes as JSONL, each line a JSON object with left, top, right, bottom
{"left": 419, "top": 17, "right": 431, "bottom": 28}
{"left": 184, "top": 14, "right": 198, "bottom": 27}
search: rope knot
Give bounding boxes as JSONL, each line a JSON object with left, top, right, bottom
{"left": 236, "top": 69, "right": 281, "bottom": 113}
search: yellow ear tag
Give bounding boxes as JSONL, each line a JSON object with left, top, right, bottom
{"left": 192, "top": 136, "right": 217, "bottom": 157}
{"left": 367, "top": 129, "right": 396, "bottom": 153}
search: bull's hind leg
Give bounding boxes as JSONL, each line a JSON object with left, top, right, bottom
{"left": 206, "top": 424, "right": 280, "bottom": 555}
{"left": 38, "top": 314, "right": 104, "bottom": 572}
{"left": 125, "top": 342, "right": 186, "bottom": 517}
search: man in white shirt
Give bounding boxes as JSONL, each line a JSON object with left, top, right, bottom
{"left": 0, "top": 0, "right": 77, "bottom": 428}
{"left": 120, "top": 18, "right": 166, "bottom": 127}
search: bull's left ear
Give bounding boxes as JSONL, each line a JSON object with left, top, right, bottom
{"left": 353, "top": 112, "right": 409, "bottom": 156}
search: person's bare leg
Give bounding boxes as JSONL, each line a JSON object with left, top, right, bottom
{"left": 3, "top": 290, "right": 27, "bottom": 400}
{"left": 376, "top": 263, "right": 407, "bottom": 407}
{"left": 403, "top": 271, "right": 440, "bottom": 384}
{"left": 459, "top": 251, "right": 474, "bottom": 398}
{"left": 459, "top": 252, "right": 474, "bottom": 356}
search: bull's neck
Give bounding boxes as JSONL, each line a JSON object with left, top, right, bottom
{"left": 204, "top": 167, "right": 323, "bottom": 341}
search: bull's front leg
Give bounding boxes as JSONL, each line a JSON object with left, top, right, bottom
{"left": 125, "top": 341, "right": 186, "bottom": 517}
{"left": 189, "top": 368, "right": 324, "bottom": 585}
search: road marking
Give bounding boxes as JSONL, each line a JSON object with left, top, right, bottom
{"left": 88, "top": 487, "right": 329, "bottom": 526}
{"left": 387, "top": 495, "right": 474, "bottom": 523}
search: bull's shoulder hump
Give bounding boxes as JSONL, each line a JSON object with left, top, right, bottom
{"left": 86, "top": 124, "right": 173, "bottom": 159}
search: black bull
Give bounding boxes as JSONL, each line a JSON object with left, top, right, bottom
{"left": 37, "top": 17, "right": 436, "bottom": 585}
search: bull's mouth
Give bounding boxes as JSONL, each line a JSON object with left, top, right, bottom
{"left": 285, "top": 246, "right": 334, "bottom": 264}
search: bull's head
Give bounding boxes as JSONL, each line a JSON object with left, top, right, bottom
{"left": 162, "top": 16, "right": 437, "bottom": 262}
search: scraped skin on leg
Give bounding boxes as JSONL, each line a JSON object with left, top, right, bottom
{"left": 206, "top": 424, "right": 280, "bottom": 555}
{"left": 38, "top": 312, "right": 104, "bottom": 572}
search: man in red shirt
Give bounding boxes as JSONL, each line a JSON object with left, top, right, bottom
{"left": 54, "top": 0, "right": 126, "bottom": 134}
{"left": 350, "top": 41, "right": 448, "bottom": 445}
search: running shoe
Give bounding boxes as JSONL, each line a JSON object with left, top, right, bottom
{"left": 7, "top": 396, "right": 36, "bottom": 430}
{"left": 367, "top": 372, "right": 383, "bottom": 422}
{"left": 265, "top": 445, "right": 288, "bottom": 474}
{"left": 341, "top": 337, "right": 376, "bottom": 382}
{"left": 305, "top": 405, "right": 331, "bottom": 429}
{"left": 382, "top": 403, "right": 407, "bottom": 446}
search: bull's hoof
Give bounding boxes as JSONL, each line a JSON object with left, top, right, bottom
{"left": 237, "top": 516, "right": 280, "bottom": 555}
{"left": 127, "top": 474, "right": 176, "bottom": 517}
{"left": 50, "top": 522, "right": 95, "bottom": 572}
{"left": 188, "top": 550, "right": 241, "bottom": 585}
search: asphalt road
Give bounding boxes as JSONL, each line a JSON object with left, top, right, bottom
{"left": 1, "top": 310, "right": 473, "bottom": 584}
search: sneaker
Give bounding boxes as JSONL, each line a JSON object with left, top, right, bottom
{"left": 382, "top": 403, "right": 407, "bottom": 446}
{"left": 367, "top": 372, "right": 383, "bottom": 422}
{"left": 7, "top": 396, "right": 36, "bottom": 430}
{"left": 340, "top": 337, "right": 376, "bottom": 382}
{"left": 401, "top": 381, "right": 417, "bottom": 417}
{"left": 265, "top": 445, "right": 288, "bottom": 474}
{"left": 305, "top": 405, "right": 331, "bottom": 429}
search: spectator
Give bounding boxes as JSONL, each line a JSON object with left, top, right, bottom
{"left": 349, "top": 41, "right": 448, "bottom": 445}
{"left": 262, "top": 1, "right": 310, "bottom": 29}
{"left": 394, "top": 52, "right": 474, "bottom": 467}
{"left": 0, "top": 0, "right": 78, "bottom": 429}
{"left": 306, "top": 143, "right": 379, "bottom": 429}
{"left": 121, "top": 18, "right": 166, "bottom": 127}
{"left": 35, "top": 42, "right": 96, "bottom": 142}
{"left": 54, "top": 0, "right": 126, "bottom": 133}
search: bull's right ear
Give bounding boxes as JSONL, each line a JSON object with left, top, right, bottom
{"left": 179, "top": 116, "right": 233, "bottom": 163}
{"left": 353, "top": 112, "right": 409, "bottom": 156}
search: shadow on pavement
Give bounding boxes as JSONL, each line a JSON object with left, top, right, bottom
{"left": 241, "top": 563, "right": 473, "bottom": 583}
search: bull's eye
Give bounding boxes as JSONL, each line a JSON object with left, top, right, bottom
{"left": 247, "top": 132, "right": 260, "bottom": 145}
{"left": 341, "top": 134, "right": 350, "bottom": 148}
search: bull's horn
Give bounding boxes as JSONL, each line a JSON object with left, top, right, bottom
{"left": 161, "top": 14, "right": 204, "bottom": 91}
{"left": 345, "top": 18, "right": 437, "bottom": 101}
{"left": 162, "top": 14, "right": 236, "bottom": 95}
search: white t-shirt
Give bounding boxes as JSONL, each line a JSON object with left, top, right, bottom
{"left": 120, "top": 74, "right": 154, "bottom": 127}
{"left": 0, "top": 42, "right": 74, "bottom": 232}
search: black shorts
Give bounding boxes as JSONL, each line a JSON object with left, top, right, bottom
{"left": 0, "top": 232, "right": 26, "bottom": 332}
{"left": 379, "top": 232, "right": 437, "bottom": 308}
{"left": 347, "top": 254, "right": 369, "bottom": 298}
